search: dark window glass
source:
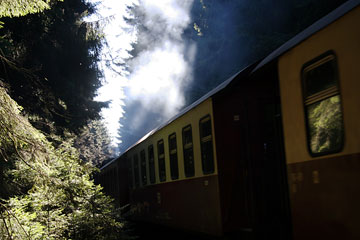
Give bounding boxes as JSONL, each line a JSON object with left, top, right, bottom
{"left": 303, "top": 57, "right": 337, "bottom": 97}
{"left": 148, "top": 145, "right": 156, "bottom": 184}
{"left": 140, "top": 150, "right": 147, "bottom": 186}
{"left": 200, "top": 115, "right": 215, "bottom": 174}
{"left": 157, "top": 140, "right": 166, "bottom": 182}
{"left": 127, "top": 157, "right": 133, "bottom": 189}
{"left": 168, "top": 133, "right": 179, "bottom": 180}
{"left": 200, "top": 118, "right": 212, "bottom": 137}
{"left": 182, "top": 125, "right": 195, "bottom": 177}
{"left": 133, "top": 154, "right": 140, "bottom": 188}
{"left": 302, "top": 53, "right": 344, "bottom": 156}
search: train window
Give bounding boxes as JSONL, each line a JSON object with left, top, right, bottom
{"left": 302, "top": 52, "right": 344, "bottom": 156}
{"left": 133, "top": 154, "right": 140, "bottom": 188}
{"left": 157, "top": 140, "right": 166, "bottom": 182}
{"left": 127, "top": 157, "right": 133, "bottom": 190}
{"left": 199, "top": 115, "right": 215, "bottom": 174}
{"left": 148, "top": 145, "right": 156, "bottom": 184}
{"left": 182, "top": 125, "right": 195, "bottom": 177}
{"left": 140, "top": 150, "right": 147, "bottom": 186}
{"left": 168, "top": 133, "right": 179, "bottom": 180}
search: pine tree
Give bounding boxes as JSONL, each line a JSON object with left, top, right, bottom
{"left": 0, "top": 85, "right": 126, "bottom": 239}
{"left": 74, "top": 119, "right": 114, "bottom": 166}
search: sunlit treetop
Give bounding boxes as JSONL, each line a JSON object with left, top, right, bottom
{"left": 0, "top": 0, "right": 63, "bottom": 18}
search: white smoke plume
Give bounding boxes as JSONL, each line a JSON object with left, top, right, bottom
{"left": 120, "top": 0, "right": 196, "bottom": 149}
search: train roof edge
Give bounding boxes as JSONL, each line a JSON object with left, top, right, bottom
{"left": 100, "top": 63, "right": 257, "bottom": 170}
{"left": 253, "top": 0, "right": 360, "bottom": 73}
{"left": 100, "top": 0, "right": 360, "bottom": 171}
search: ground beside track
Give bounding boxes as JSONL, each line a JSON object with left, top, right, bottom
{"left": 123, "top": 221, "right": 218, "bottom": 240}
{"left": 122, "top": 221, "right": 253, "bottom": 240}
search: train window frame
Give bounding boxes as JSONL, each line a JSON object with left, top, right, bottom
{"left": 148, "top": 145, "right": 156, "bottom": 184}
{"left": 140, "top": 150, "right": 147, "bottom": 186}
{"left": 199, "top": 115, "right": 215, "bottom": 174}
{"left": 301, "top": 51, "right": 345, "bottom": 157}
{"left": 133, "top": 154, "right": 140, "bottom": 188}
{"left": 157, "top": 139, "right": 166, "bottom": 182}
{"left": 168, "top": 133, "right": 179, "bottom": 180}
{"left": 182, "top": 125, "right": 195, "bottom": 177}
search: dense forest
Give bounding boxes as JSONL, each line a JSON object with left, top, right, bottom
{"left": 0, "top": 0, "right": 123, "bottom": 239}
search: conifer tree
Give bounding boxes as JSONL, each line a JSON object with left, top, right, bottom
{"left": 74, "top": 119, "right": 114, "bottom": 167}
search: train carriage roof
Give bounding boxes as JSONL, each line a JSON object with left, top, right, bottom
{"left": 120, "top": 63, "right": 255, "bottom": 153}
{"left": 101, "top": 0, "right": 359, "bottom": 170}
{"left": 253, "top": 0, "right": 360, "bottom": 73}
{"left": 100, "top": 64, "right": 255, "bottom": 170}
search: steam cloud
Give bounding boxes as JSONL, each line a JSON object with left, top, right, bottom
{"left": 119, "top": 0, "right": 195, "bottom": 152}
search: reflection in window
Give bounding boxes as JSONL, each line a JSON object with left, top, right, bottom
{"left": 168, "top": 133, "right": 179, "bottom": 180}
{"left": 200, "top": 115, "right": 215, "bottom": 174}
{"left": 182, "top": 125, "right": 195, "bottom": 177}
{"left": 302, "top": 52, "right": 344, "bottom": 155}
{"left": 307, "top": 96, "right": 343, "bottom": 153}
{"left": 157, "top": 140, "right": 166, "bottom": 182}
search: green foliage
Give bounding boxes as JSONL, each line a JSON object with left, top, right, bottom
{"left": 0, "top": 0, "right": 63, "bottom": 29}
{"left": 0, "top": 0, "right": 54, "bottom": 18}
{"left": 0, "top": 85, "right": 125, "bottom": 239}
{"left": 0, "top": 1, "right": 123, "bottom": 237}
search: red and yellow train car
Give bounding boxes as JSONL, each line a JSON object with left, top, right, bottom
{"left": 99, "top": 1, "right": 360, "bottom": 239}
{"left": 277, "top": 1, "right": 360, "bottom": 239}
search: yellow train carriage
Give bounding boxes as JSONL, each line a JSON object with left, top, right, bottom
{"left": 127, "top": 98, "right": 218, "bottom": 184}
{"left": 277, "top": 2, "right": 360, "bottom": 239}
{"left": 126, "top": 97, "right": 223, "bottom": 235}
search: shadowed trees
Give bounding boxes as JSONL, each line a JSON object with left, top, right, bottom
{"left": 0, "top": 0, "right": 107, "bottom": 137}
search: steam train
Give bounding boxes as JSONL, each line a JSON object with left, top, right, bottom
{"left": 98, "top": 1, "right": 360, "bottom": 239}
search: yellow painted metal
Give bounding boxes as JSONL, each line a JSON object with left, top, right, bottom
{"left": 278, "top": 5, "right": 360, "bottom": 164}
{"left": 128, "top": 98, "right": 218, "bottom": 185}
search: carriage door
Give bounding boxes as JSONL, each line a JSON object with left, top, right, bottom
{"left": 213, "top": 63, "right": 291, "bottom": 239}
{"left": 213, "top": 89, "right": 253, "bottom": 235}
{"left": 246, "top": 63, "right": 292, "bottom": 240}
